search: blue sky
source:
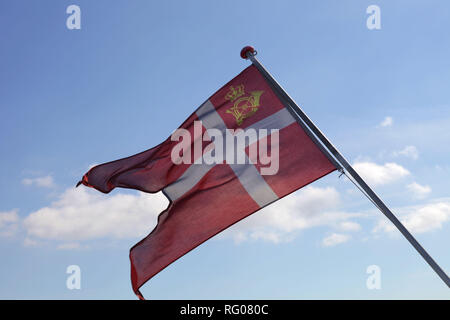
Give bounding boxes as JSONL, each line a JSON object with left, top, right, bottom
{"left": 1, "top": 0, "right": 449, "bottom": 299}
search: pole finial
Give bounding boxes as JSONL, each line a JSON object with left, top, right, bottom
{"left": 240, "top": 46, "right": 256, "bottom": 59}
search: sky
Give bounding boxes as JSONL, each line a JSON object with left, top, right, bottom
{"left": 1, "top": 0, "right": 449, "bottom": 299}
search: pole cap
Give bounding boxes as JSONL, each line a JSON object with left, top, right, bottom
{"left": 240, "top": 46, "right": 256, "bottom": 59}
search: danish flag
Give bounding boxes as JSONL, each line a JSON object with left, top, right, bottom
{"left": 78, "top": 65, "right": 337, "bottom": 298}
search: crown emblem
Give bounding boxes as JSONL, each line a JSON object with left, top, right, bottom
{"left": 225, "top": 84, "right": 263, "bottom": 126}
{"left": 225, "top": 85, "right": 245, "bottom": 102}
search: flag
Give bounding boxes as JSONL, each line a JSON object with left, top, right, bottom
{"left": 78, "top": 65, "right": 337, "bottom": 298}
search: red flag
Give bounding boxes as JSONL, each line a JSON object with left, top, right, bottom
{"left": 78, "top": 65, "right": 337, "bottom": 298}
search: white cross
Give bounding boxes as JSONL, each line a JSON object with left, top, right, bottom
{"left": 164, "top": 100, "right": 296, "bottom": 207}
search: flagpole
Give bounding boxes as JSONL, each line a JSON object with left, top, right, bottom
{"left": 241, "top": 46, "right": 450, "bottom": 288}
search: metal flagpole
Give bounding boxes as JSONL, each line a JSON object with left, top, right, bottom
{"left": 241, "top": 46, "right": 450, "bottom": 288}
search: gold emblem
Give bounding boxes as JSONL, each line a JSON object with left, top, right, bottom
{"left": 225, "top": 84, "right": 263, "bottom": 126}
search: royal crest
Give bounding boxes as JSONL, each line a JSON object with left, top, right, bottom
{"left": 225, "top": 85, "right": 263, "bottom": 126}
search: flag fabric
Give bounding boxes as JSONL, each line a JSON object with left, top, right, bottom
{"left": 78, "top": 65, "right": 337, "bottom": 298}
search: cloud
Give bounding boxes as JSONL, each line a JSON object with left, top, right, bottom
{"left": 0, "top": 210, "right": 19, "bottom": 237}
{"left": 23, "top": 237, "right": 40, "bottom": 247}
{"left": 57, "top": 242, "right": 82, "bottom": 250}
{"left": 23, "top": 188, "right": 168, "bottom": 242}
{"left": 87, "top": 164, "right": 98, "bottom": 170}
{"left": 21, "top": 185, "right": 364, "bottom": 247}
{"left": 407, "top": 182, "right": 431, "bottom": 199}
{"left": 337, "top": 221, "right": 362, "bottom": 232}
{"left": 322, "top": 233, "right": 351, "bottom": 247}
{"left": 221, "top": 186, "right": 363, "bottom": 244}
{"left": 353, "top": 161, "right": 410, "bottom": 186}
{"left": 393, "top": 146, "right": 419, "bottom": 160}
{"left": 379, "top": 116, "right": 393, "bottom": 127}
{"left": 22, "top": 175, "right": 55, "bottom": 188}
{"left": 374, "top": 200, "right": 450, "bottom": 234}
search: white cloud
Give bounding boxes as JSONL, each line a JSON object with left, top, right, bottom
{"left": 374, "top": 200, "right": 450, "bottom": 234}
{"left": 87, "top": 164, "right": 98, "bottom": 170}
{"left": 353, "top": 161, "right": 410, "bottom": 186}
{"left": 23, "top": 237, "right": 40, "bottom": 247}
{"left": 248, "top": 231, "right": 286, "bottom": 244}
{"left": 393, "top": 146, "right": 419, "bottom": 160}
{"left": 57, "top": 242, "right": 82, "bottom": 250}
{"left": 23, "top": 188, "right": 168, "bottom": 242}
{"left": 379, "top": 116, "right": 393, "bottom": 127}
{"left": 0, "top": 210, "right": 19, "bottom": 237}
{"left": 21, "top": 185, "right": 364, "bottom": 247}
{"left": 338, "top": 221, "right": 362, "bottom": 232}
{"left": 221, "top": 186, "right": 363, "bottom": 244}
{"left": 22, "top": 175, "right": 55, "bottom": 188}
{"left": 407, "top": 182, "right": 431, "bottom": 199}
{"left": 322, "top": 233, "right": 351, "bottom": 247}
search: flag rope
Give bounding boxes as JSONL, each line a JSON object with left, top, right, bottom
{"left": 341, "top": 170, "right": 384, "bottom": 212}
